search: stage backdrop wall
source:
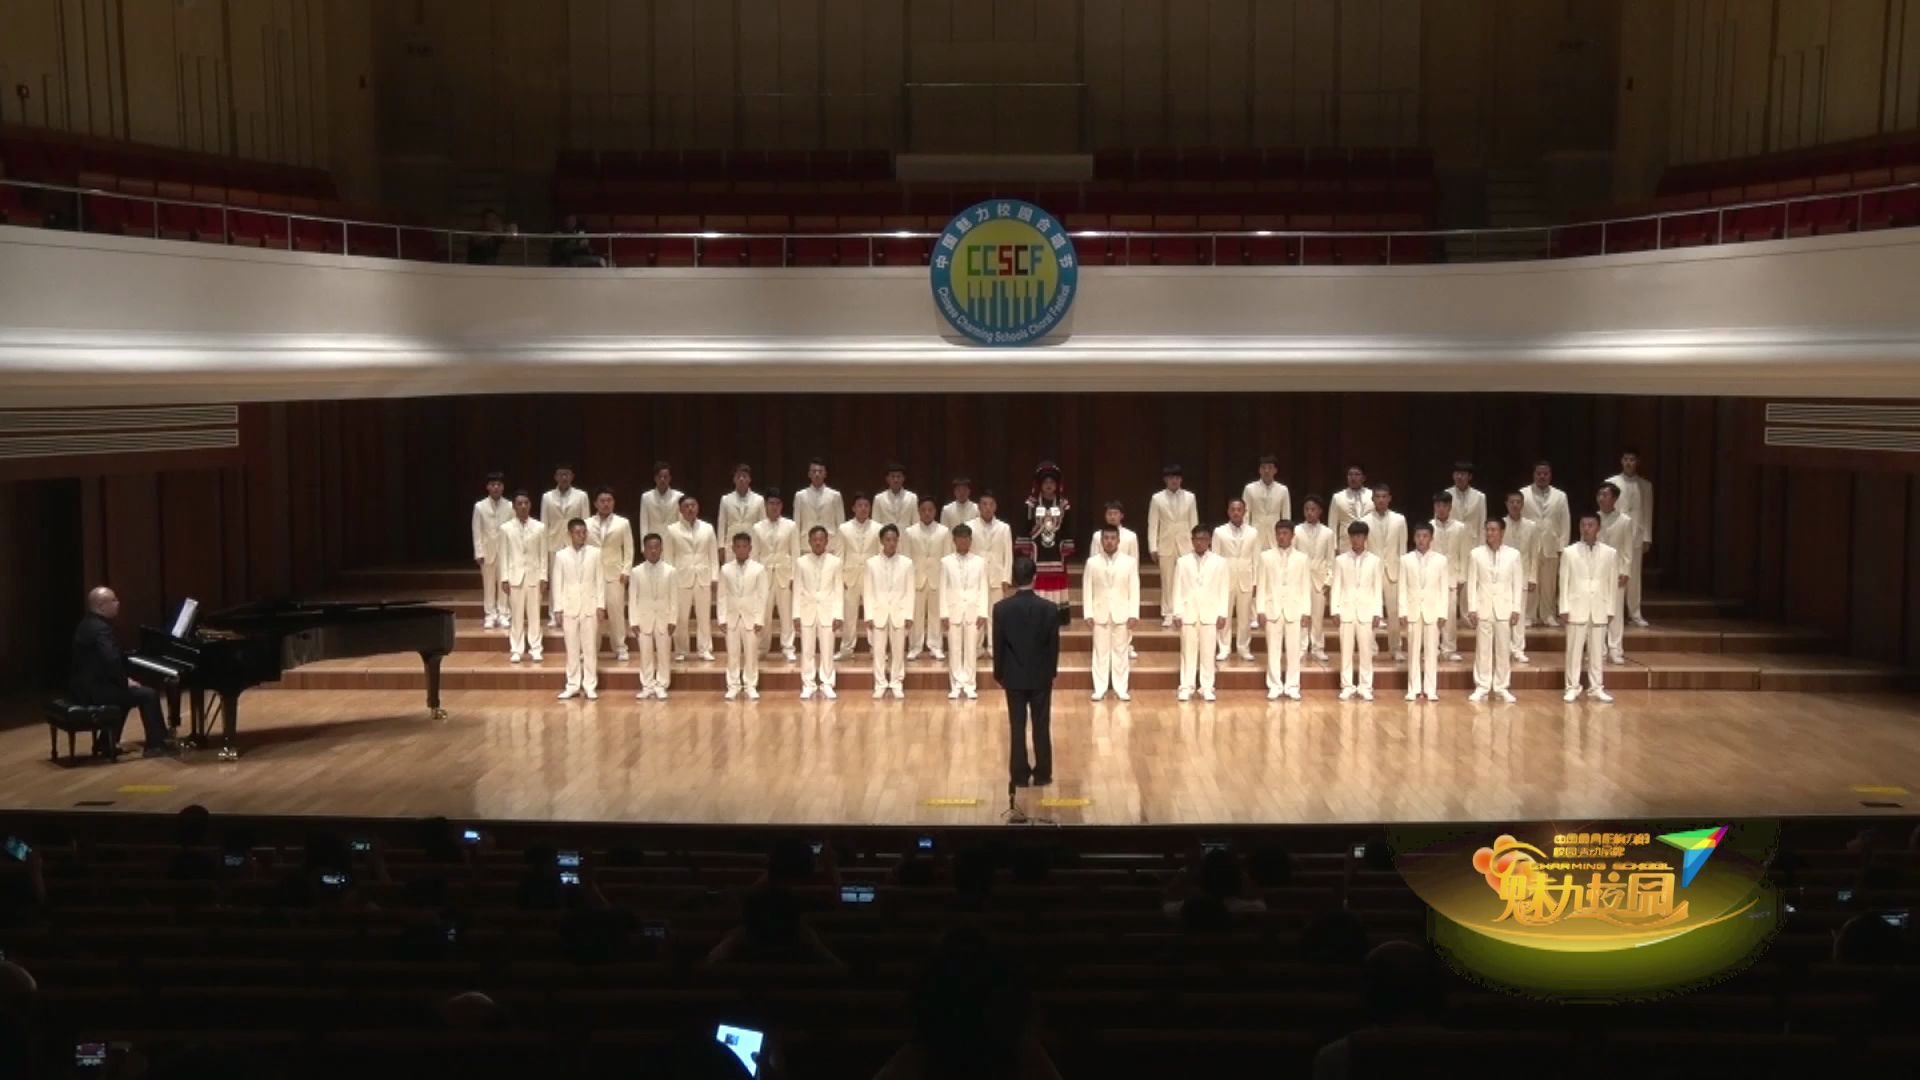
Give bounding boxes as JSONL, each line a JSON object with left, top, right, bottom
{"left": 3, "top": 392, "right": 1916, "bottom": 691}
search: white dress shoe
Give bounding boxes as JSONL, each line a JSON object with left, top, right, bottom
{"left": 1563, "top": 688, "right": 1581, "bottom": 702}
{"left": 1239, "top": 651, "right": 1255, "bottom": 662}
{"left": 1090, "top": 692, "right": 1104, "bottom": 702}
{"left": 873, "top": 687, "right": 886, "bottom": 699}
{"left": 745, "top": 687, "right": 759, "bottom": 701}
{"left": 616, "top": 651, "right": 630, "bottom": 663}
{"left": 1513, "top": 652, "right": 1531, "bottom": 664}
{"left": 509, "top": 653, "right": 522, "bottom": 664}
{"left": 1359, "top": 690, "right": 1374, "bottom": 701}
{"left": 724, "top": 688, "right": 739, "bottom": 700}
{"left": 1201, "top": 689, "right": 1216, "bottom": 702}
{"left": 1446, "top": 652, "right": 1462, "bottom": 662}
{"left": 821, "top": 686, "right": 837, "bottom": 699}
{"left": 584, "top": 689, "right": 598, "bottom": 701}
{"left": 890, "top": 686, "right": 905, "bottom": 699}
{"left": 1117, "top": 692, "right": 1130, "bottom": 701}
{"left": 529, "top": 653, "right": 543, "bottom": 663}
{"left": 557, "top": 688, "right": 578, "bottom": 700}
{"left": 1268, "top": 688, "right": 1282, "bottom": 700}
{"left": 1339, "top": 687, "right": 1356, "bottom": 700}
{"left": 800, "top": 686, "right": 815, "bottom": 700}
{"left": 963, "top": 688, "right": 977, "bottom": 700}
{"left": 1285, "top": 688, "right": 1301, "bottom": 701}
{"left": 1177, "top": 689, "right": 1193, "bottom": 702}
{"left": 1468, "top": 689, "right": 1488, "bottom": 702}
{"left": 951, "top": 689, "right": 964, "bottom": 700}
{"left": 1589, "top": 688, "right": 1614, "bottom": 703}
{"left": 1630, "top": 615, "right": 1650, "bottom": 627}
{"left": 1405, "top": 692, "right": 1419, "bottom": 702}
{"left": 655, "top": 689, "right": 670, "bottom": 700}
{"left": 697, "top": 651, "right": 715, "bottom": 662}
{"left": 674, "top": 653, "right": 687, "bottom": 662}
{"left": 1497, "top": 690, "right": 1517, "bottom": 703}
{"left": 784, "top": 650, "right": 798, "bottom": 661}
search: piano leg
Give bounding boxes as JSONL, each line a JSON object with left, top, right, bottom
{"left": 421, "top": 651, "right": 448, "bottom": 720}
{"left": 218, "top": 689, "right": 241, "bottom": 761}
{"left": 164, "top": 683, "right": 183, "bottom": 731}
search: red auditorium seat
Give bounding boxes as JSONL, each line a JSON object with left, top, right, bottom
{"left": 875, "top": 214, "right": 931, "bottom": 266}
{"left": 1605, "top": 218, "right": 1658, "bottom": 252}
{"left": 1859, "top": 186, "right": 1920, "bottom": 230}
{"left": 1787, "top": 194, "right": 1858, "bottom": 236}
{"left": 1661, "top": 210, "right": 1718, "bottom": 247}
{"left": 1728, "top": 204, "right": 1786, "bottom": 242}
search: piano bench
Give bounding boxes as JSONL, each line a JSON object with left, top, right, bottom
{"left": 44, "top": 699, "right": 122, "bottom": 764}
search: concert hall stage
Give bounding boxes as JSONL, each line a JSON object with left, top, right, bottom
{"left": 2, "top": 564, "right": 1913, "bottom": 830}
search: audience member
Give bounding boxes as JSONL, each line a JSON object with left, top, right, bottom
{"left": 1163, "top": 846, "right": 1269, "bottom": 920}
{"left": 1312, "top": 940, "right": 1448, "bottom": 1079}
{"left": 1832, "top": 913, "right": 1906, "bottom": 965}
{"left": 704, "top": 888, "right": 844, "bottom": 969}
{"left": 548, "top": 214, "right": 608, "bottom": 267}
{"left": 442, "top": 990, "right": 507, "bottom": 1032}
{"left": 1299, "top": 907, "right": 1371, "bottom": 965}
{"left": 164, "top": 804, "right": 218, "bottom": 881}
{"left": 468, "top": 209, "right": 508, "bottom": 265}
{"left": 873, "top": 929, "right": 1061, "bottom": 1080}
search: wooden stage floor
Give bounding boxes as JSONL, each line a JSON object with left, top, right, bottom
{"left": 4, "top": 687, "right": 1917, "bottom": 828}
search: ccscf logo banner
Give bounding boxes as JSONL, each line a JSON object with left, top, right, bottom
{"left": 929, "top": 200, "right": 1079, "bottom": 346}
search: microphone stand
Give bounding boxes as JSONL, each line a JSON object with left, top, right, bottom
{"left": 1001, "top": 779, "right": 1056, "bottom": 826}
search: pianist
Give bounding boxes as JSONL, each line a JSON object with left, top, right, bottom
{"left": 69, "top": 587, "right": 177, "bottom": 758}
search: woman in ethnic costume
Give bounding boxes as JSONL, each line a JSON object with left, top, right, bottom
{"left": 1016, "top": 461, "right": 1074, "bottom": 625}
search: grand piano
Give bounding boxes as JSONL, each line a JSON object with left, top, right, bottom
{"left": 129, "top": 598, "right": 455, "bottom": 761}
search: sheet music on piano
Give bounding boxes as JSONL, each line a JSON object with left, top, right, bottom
{"left": 169, "top": 598, "right": 200, "bottom": 640}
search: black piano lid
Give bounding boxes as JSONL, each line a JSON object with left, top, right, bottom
{"left": 204, "top": 598, "right": 437, "bottom": 624}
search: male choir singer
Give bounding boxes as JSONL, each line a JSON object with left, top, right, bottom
{"left": 1254, "top": 520, "right": 1313, "bottom": 701}
{"left": 718, "top": 533, "right": 770, "bottom": 701}
{"left": 1560, "top": 513, "right": 1619, "bottom": 703}
{"left": 1399, "top": 522, "right": 1450, "bottom": 702}
{"left": 498, "top": 492, "right": 547, "bottom": 664}
{"left": 551, "top": 519, "right": 604, "bottom": 701}
{"left": 471, "top": 472, "right": 513, "bottom": 629}
{"left": 939, "top": 524, "right": 991, "bottom": 700}
{"left": 864, "top": 525, "right": 914, "bottom": 699}
{"left": 1332, "top": 522, "right": 1385, "bottom": 701}
{"left": 994, "top": 557, "right": 1060, "bottom": 788}
{"left": 627, "top": 534, "right": 676, "bottom": 700}
{"left": 69, "top": 587, "right": 176, "bottom": 757}
{"left": 1084, "top": 525, "right": 1140, "bottom": 702}
{"left": 794, "top": 526, "right": 844, "bottom": 700}
{"left": 1173, "top": 525, "right": 1231, "bottom": 702}
{"left": 588, "top": 488, "right": 634, "bottom": 662}
{"left": 1467, "top": 519, "right": 1523, "bottom": 703}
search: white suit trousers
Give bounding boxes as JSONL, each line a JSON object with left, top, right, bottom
{"left": 1535, "top": 555, "right": 1561, "bottom": 625}
{"left": 633, "top": 626, "right": 671, "bottom": 694}
{"left": 673, "top": 581, "right": 713, "bottom": 656}
{"left": 1158, "top": 554, "right": 1180, "bottom": 621}
{"left": 1178, "top": 622, "right": 1217, "bottom": 693}
{"left": 600, "top": 581, "right": 628, "bottom": 656}
{"left": 1264, "top": 619, "right": 1305, "bottom": 695}
{"left": 1441, "top": 587, "right": 1463, "bottom": 654}
{"left": 479, "top": 559, "right": 505, "bottom": 623}
{"left": 506, "top": 584, "right": 543, "bottom": 659}
{"left": 1625, "top": 556, "right": 1645, "bottom": 618}
{"left": 800, "top": 621, "right": 837, "bottom": 690}
{"left": 908, "top": 586, "right": 940, "bottom": 656}
{"left": 1091, "top": 621, "right": 1132, "bottom": 697}
{"left": 725, "top": 623, "right": 762, "bottom": 691}
{"left": 1309, "top": 587, "right": 1329, "bottom": 657}
{"left": 1565, "top": 621, "right": 1606, "bottom": 691}
{"left": 1606, "top": 584, "right": 1628, "bottom": 658}
{"left": 871, "top": 623, "right": 906, "bottom": 691}
{"left": 561, "top": 612, "right": 598, "bottom": 693}
{"left": 840, "top": 589, "right": 864, "bottom": 655}
{"left": 763, "top": 583, "right": 795, "bottom": 652}
{"left": 1405, "top": 621, "right": 1441, "bottom": 698}
{"left": 1474, "top": 619, "right": 1513, "bottom": 692}
{"left": 1339, "top": 619, "right": 1376, "bottom": 692}
{"left": 947, "top": 621, "right": 980, "bottom": 694}
{"left": 1510, "top": 598, "right": 1531, "bottom": 659}
{"left": 1221, "top": 589, "right": 1255, "bottom": 657}
{"left": 1378, "top": 585, "right": 1402, "bottom": 656}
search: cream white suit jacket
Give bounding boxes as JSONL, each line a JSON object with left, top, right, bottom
{"left": 749, "top": 517, "right": 802, "bottom": 588}
{"left": 1147, "top": 489, "right": 1198, "bottom": 559}
{"left": 1242, "top": 480, "right": 1293, "bottom": 532}
{"left": 637, "top": 488, "right": 685, "bottom": 545}
{"left": 1607, "top": 473, "right": 1654, "bottom": 546}
{"left": 793, "top": 553, "right": 844, "bottom": 626}
{"left": 1430, "top": 518, "right": 1474, "bottom": 586}
{"left": 1173, "top": 551, "right": 1231, "bottom": 624}
{"left": 550, "top": 544, "right": 603, "bottom": 616}
{"left": 1087, "top": 526, "right": 1140, "bottom": 563}
{"left": 1449, "top": 486, "right": 1488, "bottom": 539}
{"left": 1502, "top": 517, "right": 1541, "bottom": 586}
{"left": 863, "top": 553, "right": 915, "bottom": 626}
{"left": 793, "top": 485, "right": 845, "bottom": 544}
{"left": 1255, "top": 546, "right": 1314, "bottom": 622}
{"left": 1294, "top": 522, "right": 1337, "bottom": 590}
{"left": 837, "top": 520, "right": 882, "bottom": 585}
{"left": 1083, "top": 552, "right": 1140, "bottom": 624}
{"left": 1330, "top": 550, "right": 1385, "bottom": 621}
{"left": 587, "top": 513, "right": 634, "bottom": 583}
{"left": 1558, "top": 541, "right": 1620, "bottom": 624}
{"left": 902, "top": 522, "right": 953, "bottom": 590}
{"left": 541, "top": 487, "right": 591, "bottom": 553}
{"left": 1467, "top": 544, "right": 1524, "bottom": 621}
{"left": 938, "top": 551, "right": 992, "bottom": 623}
{"left": 1522, "top": 485, "right": 1571, "bottom": 553}
{"left": 1361, "top": 510, "right": 1409, "bottom": 583}
{"left": 965, "top": 517, "right": 1014, "bottom": 587}
{"left": 717, "top": 558, "right": 770, "bottom": 628}
{"left": 1598, "top": 510, "right": 1636, "bottom": 577}
{"left": 872, "top": 489, "right": 919, "bottom": 531}
{"left": 664, "top": 519, "right": 719, "bottom": 587}
{"left": 1330, "top": 487, "right": 1373, "bottom": 537}
{"left": 471, "top": 496, "right": 514, "bottom": 562}
{"left": 939, "top": 500, "right": 979, "bottom": 531}
{"left": 497, "top": 517, "right": 548, "bottom": 588}
{"left": 1399, "top": 550, "right": 1452, "bottom": 624}
{"left": 626, "top": 560, "right": 677, "bottom": 632}
{"left": 716, "top": 490, "right": 767, "bottom": 548}
{"left": 1212, "top": 523, "right": 1261, "bottom": 594}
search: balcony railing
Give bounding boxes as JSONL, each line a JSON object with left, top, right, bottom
{"left": 3, "top": 176, "right": 1916, "bottom": 269}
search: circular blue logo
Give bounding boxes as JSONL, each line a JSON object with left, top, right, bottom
{"left": 929, "top": 200, "right": 1079, "bottom": 346}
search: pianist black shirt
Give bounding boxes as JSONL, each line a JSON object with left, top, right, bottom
{"left": 69, "top": 612, "right": 133, "bottom": 705}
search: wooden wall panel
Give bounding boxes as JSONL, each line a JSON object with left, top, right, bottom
{"left": 1849, "top": 474, "right": 1911, "bottom": 664}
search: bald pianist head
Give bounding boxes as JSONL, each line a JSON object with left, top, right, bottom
{"left": 72, "top": 585, "right": 176, "bottom": 758}
{"left": 86, "top": 586, "right": 120, "bottom": 619}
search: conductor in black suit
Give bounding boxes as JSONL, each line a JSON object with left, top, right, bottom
{"left": 70, "top": 587, "right": 175, "bottom": 757}
{"left": 993, "top": 556, "right": 1060, "bottom": 787}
